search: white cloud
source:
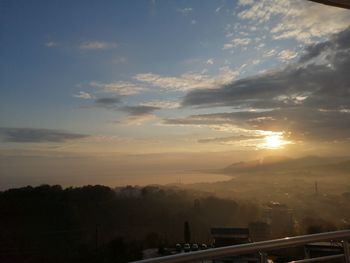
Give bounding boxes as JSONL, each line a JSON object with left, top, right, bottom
{"left": 73, "top": 91, "right": 93, "bottom": 99}
{"left": 263, "top": 49, "right": 277, "bottom": 58}
{"left": 278, "top": 49, "right": 298, "bottom": 61}
{"left": 233, "top": 38, "right": 251, "bottom": 46}
{"left": 134, "top": 68, "right": 239, "bottom": 91}
{"left": 79, "top": 41, "right": 117, "bottom": 50}
{"left": 206, "top": 58, "right": 214, "bottom": 65}
{"left": 238, "top": 0, "right": 255, "bottom": 6}
{"left": 45, "top": 41, "right": 58, "bottom": 47}
{"left": 238, "top": 0, "right": 350, "bottom": 43}
{"left": 90, "top": 81, "right": 144, "bottom": 95}
{"left": 223, "top": 43, "right": 234, "bottom": 50}
{"left": 215, "top": 6, "right": 223, "bottom": 13}
{"left": 177, "top": 7, "right": 193, "bottom": 15}
{"left": 223, "top": 37, "right": 251, "bottom": 50}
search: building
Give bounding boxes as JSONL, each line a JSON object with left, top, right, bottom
{"left": 263, "top": 202, "right": 294, "bottom": 238}
{"left": 211, "top": 227, "right": 250, "bottom": 247}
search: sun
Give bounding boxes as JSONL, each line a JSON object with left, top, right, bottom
{"left": 263, "top": 135, "right": 288, "bottom": 149}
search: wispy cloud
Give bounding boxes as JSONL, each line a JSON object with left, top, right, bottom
{"left": 238, "top": 0, "right": 254, "bottom": 5}
{"left": 134, "top": 68, "right": 239, "bottom": 91}
{"left": 206, "top": 58, "right": 214, "bottom": 65}
{"left": 223, "top": 37, "right": 251, "bottom": 50}
{"left": 0, "top": 128, "right": 88, "bottom": 143}
{"left": 238, "top": 0, "right": 350, "bottom": 43}
{"left": 278, "top": 50, "right": 298, "bottom": 61}
{"left": 90, "top": 81, "right": 144, "bottom": 95}
{"left": 45, "top": 41, "right": 58, "bottom": 48}
{"left": 73, "top": 91, "right": 93, "bottom": 99}
{"left": 263, "top": 49, "right": 277, "bottom": 58}
{"left": 79, "top": 41, "right": 117, "bottom": 50}
{"left": 177, "top": 7, "right": 193, "bottom": 15}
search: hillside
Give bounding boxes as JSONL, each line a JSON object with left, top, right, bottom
{"left": 221, "top": 156, "right": 349, "bottom": 175}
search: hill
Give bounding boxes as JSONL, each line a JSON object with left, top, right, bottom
{"left": 221, "top": 156, "right": 349, "bottom": 175}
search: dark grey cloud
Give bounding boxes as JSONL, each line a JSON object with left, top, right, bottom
{"left": 165, "top": 108, "right": 350, "bottom": 142}
{"left": 0, "top": 128, "right": 89, "bottom": 143}
{"left": 175, "top": 27, "right": 350, "bottom": 142}
{"left": 120, "top": 105, "right": 160, "bottom": 116}
{"left": 198, "top": 135, "right": 264, "bottom": 144}
{"left": 93, "top": 98, "right": 159, "bottom": 117}
{"left": 94, "top": 97, "right": 120, "bottom": 109}
{"left": 184, "top": 27, "right": 350, "bottom": 110}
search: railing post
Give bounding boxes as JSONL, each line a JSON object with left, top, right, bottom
{"left": 342, "top": 240, "right": 350, "bottom": 263}
{"left": 259, "top": 252, "right": 268, "bottom": 263}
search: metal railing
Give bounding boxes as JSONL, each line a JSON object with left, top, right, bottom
{"left": 131, "top": 230, "right": 350, "bottom": 263}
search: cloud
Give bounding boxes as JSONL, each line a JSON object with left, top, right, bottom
{"left": 94, "top": 97, "right": 120, "bottom": 109}
{"left": 79, "top": 41, "right": 117, "bottom": 50}
{"left": 263, "top": 49, "right": 277, "bottom": 58}
{"left": 119, "top": 105, "right": 160, "bottom": 125}
{"left": 198, "top": 134, "right": 264, "bottom": 144}
{"left": 140, "top": 100, "right": 180, "bottom": 109}
{"left": 223, "top": 37, "right": 251, "bottom": 50}
{"left": 134, "top": 69, "right": 239, "bottom": 91}
{"left": 238, "top": 0, "right": 350, "bottom": 43}
{"left": 112, "top": 57, "right": 127, "bottom": 64}
{"left": 86, "top": 69, "right": 238, "bottom": 97}
{"left": 278, "top": 50, "right": 298, "bottom": 61}
{"left": 223, "top": 43, "right": 234, "bottom": 50}
{"left": 177, "top": 27, "right": 350, "bottom": 142}
{"left": 121, "top": 105, "right": 160, "bottom": 116}
{"left": 238, "top": 0, "right": 255, "bottom": 5}
{"left": 73, "top": 91, "right": 93, "bottom": 99}
{"left": 45, "top": 41, "right": 58, "bottom": 47}
{"left": 177, "top": 7, "right": 193, "bottom": 15}
{"left": 90, "top": 81, "right": 144, "bottom": 95}
{"left": 0, "top": 128, "right": 88, "bottom": 143}
{"left": 206, "top": 59, "right": 214, "bottom": 65}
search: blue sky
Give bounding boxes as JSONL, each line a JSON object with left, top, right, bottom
{"left": 1, "top": 0, "right": 297, "bottom": 130}
{"left": 1, "top": 0, "right": 350, "bottom": 187}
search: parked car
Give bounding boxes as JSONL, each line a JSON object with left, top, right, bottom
{"left": 175, "top": 243, "right": 182, "bottom": 252}
{"left": 184, "top": 243, "right": 191, "bottom": 252}
{"left": 191, "top": 243, "right": 199, "bottom": 251}
{"left": 201, "top": 243, "right": 207, "bottom": 250}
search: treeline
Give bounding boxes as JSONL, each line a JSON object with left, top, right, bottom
{"left": 0, "top": 184, "right": 260, "bottom": 263}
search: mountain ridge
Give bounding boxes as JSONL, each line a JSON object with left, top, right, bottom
{"left": 221, "top": 155, "right": 350, "bottom": 175}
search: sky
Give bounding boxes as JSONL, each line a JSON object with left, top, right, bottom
{"left": 1, "top": 0, "right": 350, "bottom": 188}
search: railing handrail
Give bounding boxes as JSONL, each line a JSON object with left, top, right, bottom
{"left": 131, "top": 230, "right": 350, "bottom": 263}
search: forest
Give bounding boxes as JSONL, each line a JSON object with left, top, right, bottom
{"left": 1, "top": 183, "right": 349, "bottom": 263}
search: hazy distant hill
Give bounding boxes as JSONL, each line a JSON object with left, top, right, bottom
{"left": 310, "top": 160, "right": 350, "bottom": 173}
{"left": 221, "top": 156, "right": 349, "bottom": 175}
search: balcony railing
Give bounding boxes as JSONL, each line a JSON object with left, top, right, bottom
{"left": 131, "top": 230, "right": 350, "bottom": 263}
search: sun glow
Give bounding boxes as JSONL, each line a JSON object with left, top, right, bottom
{"left": 262, "top": 135, "right": 290, "bottom": 149}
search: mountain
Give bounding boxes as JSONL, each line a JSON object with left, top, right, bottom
{"left": 311, "top": 160, "right": 350, "bottom": 173}
{"left": 221, "top": 156, "right": 348, "bottom": 175}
